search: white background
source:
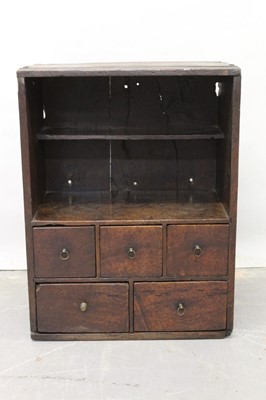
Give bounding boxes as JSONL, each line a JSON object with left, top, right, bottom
{"left": 0, "top": 0, "right": 265, "bottom": 269}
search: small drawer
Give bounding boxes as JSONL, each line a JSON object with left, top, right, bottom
{"left": 33, "top": 227, "right": 96, "bottom": 278}
{"left": 167, "top": 224, "right": 229, "bottom": 277}
{"left": 134, "top": 281, "right": 227, "bottom": 332}
{"left": 100, "top": 226, "right": 162, "bottom": 277}
{"left": 36, "top": 283, "right": 129, "bottom": 333}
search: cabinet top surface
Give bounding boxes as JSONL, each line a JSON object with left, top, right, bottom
{"left": 17, "top": 61, "right": 241, "bottom": 77}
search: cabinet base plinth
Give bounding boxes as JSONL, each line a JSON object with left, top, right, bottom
{"left": 31, "top": 331, "right": 228, "bottom": 341}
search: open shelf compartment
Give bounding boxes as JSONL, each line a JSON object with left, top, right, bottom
{"left": 33, "top": 190, "right": 229, "bottom": 225}
{"left": 26, "top": 76, "right": 231, "bottom": 140}
{"left": 31, "top": 138, "right": 230, "bottom": 224}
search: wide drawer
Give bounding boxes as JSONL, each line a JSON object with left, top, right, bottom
{"left": 167, "top": 225, "right": 229, "bottom": 277}
{"left": 100, "top": 226, "right": 162, "bottom": 277}
{"left": 134, "top": 281, "right": 227, "bottom": 332}
{"left": 36, "top": 283, "right": 129, "bottom": 333}
{"left": 33, "top": 227, "right": 96, "bottom": 278}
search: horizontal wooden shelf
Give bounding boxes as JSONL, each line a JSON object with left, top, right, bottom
{"left": 32, "top": 190, "right": 229, "bottom": 225}
{"left": 37, "top": 126, "right": 224, "bottom": 141}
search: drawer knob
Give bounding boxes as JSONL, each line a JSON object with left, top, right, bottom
{"left": 60, "top": 248, "right": 70, "bottom": 261}
{"left": 80, "top": 302, "right": 88, "bottom": 312}
{"left": 127, "top": 247, "right": 136, "bottom": 259}
{"left": 194, "top": 245, "right": 202, "bottom": 257}
{"left": 177, "top": 303, "right": 185, "bottom": 316}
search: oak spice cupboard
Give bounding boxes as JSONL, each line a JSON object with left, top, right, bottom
{"left": 17, "top": 62, "right": 241, "bottom": 340}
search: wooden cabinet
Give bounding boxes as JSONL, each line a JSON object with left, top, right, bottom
{"left": 17, "top": 62, "right": 241, "bottom": 340}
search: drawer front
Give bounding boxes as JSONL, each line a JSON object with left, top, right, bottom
{"left": 100, "top": 226, "right": 162, "bottom": 277}
{"left": 36, "top": 283, "right": 129, "bottom": 333}
{"left": 134, "top": 281, "right": 227, "bottom": 332}
{"left": 167, "top": 225, "right": 229, "bottom": 277}
{"left": 33, "top": 227, "right": 96, "bottom": 278}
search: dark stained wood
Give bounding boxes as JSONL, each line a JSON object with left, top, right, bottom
{"left": 45, "top": 140, "right": 110, "bottom": 192}
{"left": 20, "top": 79, "right": 45, "bottom": 219}
{"left": 17, "top": 62, "right": 241, "bottom": 78}
{"left": 111, "top": 140, "right": 179, "bottom": 192}
{"left": 134, "top": 281, "right": 227, "bottom": 332}
{"left": 36, "top": 283, "right": 129, "bottom": 333}
{"left": 100, "top": 226, "right": 162, "bottom": 277}
{"left": 111, "top": 140, "right": 216, "bottom": 192}
{"left": 111, "top": 76, "right": 218, "bottom": 135}
{"left": 34, "top": 275, "right": 229, "bottom": 283}
{"left": 216, "top": 77, "right": 234, "bottom": 213}
{"left": 162, "top": 223, "right": 167, "bottom": 277}
{"left": 17, "top": 63, "right": 241, "bottom": 340}
{"left": 227, "top": 75, "right": 241, "bottom": 331}
{"left": 128, "top": 279, "right": 134, "bottom": 333}
{"left": 176, "top": 140, "right": 216, "bottom": 192}
{"left": 42, "top": 77, "right": 110, "bottom": 132}
{"left": 111, "top": 76, "right": 165, "bottom": 134}
{"left": 167, "top": 224, "right": 229, "bottom": 277}
{"left": 37, "top": 126, "right": 224, "bottom": 141}
{"left": 18, "top": 78, "right": 39, "bottom": 332}
{"left": 31, "top": 330, "right": 227, "bottom": 341}
{"left": 32, "top": 191, "right": 229, "bottom": 225}
{"left": 95, "top": 224, "right": 101, "bottom": 278}
{"left": 33, "top": 227, "right": 95, "bottom": 278}
{"left": 35, "top": 75, "right": 220, "bottom": 139}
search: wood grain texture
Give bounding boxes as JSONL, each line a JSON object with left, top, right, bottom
{"left": 45, "top": 140, "right": 110, "bottom": 192}
{"left": 111, "top": 76, "right": 217, "bottom": 134}
{"left": 17, "top": 63, "right": 241, "bottom": 340}
{"left": 18, "top": 78, "right": 39, "bottom": 331}
{"left": 17, "top": 62, "right": 241, "bottom": 78}
{"left": 111, "top": 140, "right": 216, "bottom": 192}
{"left": 227, "top": 75, "right": 241, "bottom": 331}
{"left": 100, "top": 226, "right": 162, "bottom": 277}
{"left": 33, "top": 191, "right": 229, "bottom": 225}
{"left": 31, "top": 330, "right": 227, "bottom": 341}
{"left": 42, "top": 77, "right": 110, "bottom": 131}
{"left": 37, "top": 126, "right": 224, "bottom": 141}
{"left": 216, "top": 77, "right": 234, "bottom": 213}
{"left": 35, "top": 74, "right": 222, "bottom": 139}
{"left": 34, "top": 276, "right": 228, "bottom": 283}
{"left": 167, "top": 224, "right": 229, "bottom": 277}
{"left": 35, "top": 75, "right": 220, "bottom": 139}
{"left": 134, "top": 281, "right": 227, "bottom": 332}
{"left": 36, "top": 283, "right": 129, "bottom": 333}
{"left": 33, "top": 227, "right": 96, "bottom": 278}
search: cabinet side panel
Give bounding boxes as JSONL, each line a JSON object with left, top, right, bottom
{"left": 216, "top": 75, "right": 241, "bottom": 332}
{"left": 18, "top": 78, "right": 41, "bottom": 332}
{"left": 216, "top": 77, "right": 233, "bottom": 211}
{"left": 227, "top": 75, "right": 241, "bottom": 332}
